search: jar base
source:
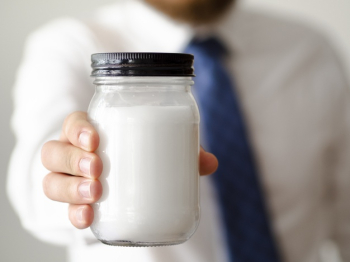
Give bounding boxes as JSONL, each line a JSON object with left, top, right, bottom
{"left": 99, "top": 239, "right": 187, "bottom": 247}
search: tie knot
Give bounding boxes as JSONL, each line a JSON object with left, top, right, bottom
{"left": 186, "top": 36, "right": 228, "bottom": 58}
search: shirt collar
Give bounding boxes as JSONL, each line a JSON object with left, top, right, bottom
{"left": 95, "top": 0, "right": 244, "bottom": 54}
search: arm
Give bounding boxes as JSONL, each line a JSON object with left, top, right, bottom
{"left": 6, "top": 18, "right": 97, "bottom": 245}
{"left": 331, "top": 74, "right": 350, "bottom": 261}
{"left": 7, "top": 18, "right": 218, "bottom": 246}
{"left": 323, "top": 41, "right": 350, "bottom": 260}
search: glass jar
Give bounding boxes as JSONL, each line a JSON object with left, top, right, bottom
{"left": 87, "top": 53, "right": 200, "bottom": 247}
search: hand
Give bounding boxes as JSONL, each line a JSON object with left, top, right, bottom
{"left": 41, "top": 111, "right": 218, "bottom": 229}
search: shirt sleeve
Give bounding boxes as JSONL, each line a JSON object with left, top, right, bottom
{"left": 6, "top": 18, "right": 98, "bottom": 245}
{"left": 323, "top": 42, "right": 350, "bottom": 260}
{"left": 332, "top": 97, "right": 350, "bottom": 259}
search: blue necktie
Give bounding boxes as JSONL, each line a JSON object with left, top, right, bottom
{"left": 185, "top": 37, "right": 281, "bottom": 262}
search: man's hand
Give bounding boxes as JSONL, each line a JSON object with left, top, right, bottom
{"left": 41, "top": 111, "right": 218, "bottom": 229}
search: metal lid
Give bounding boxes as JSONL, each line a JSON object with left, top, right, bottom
{"left": 91, "top": 53, "right": 195, "bottom": 77}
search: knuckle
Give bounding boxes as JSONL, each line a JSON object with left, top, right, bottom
{"left": 72, "top": 125, "right": 83, "bottom": 141}
{"left": 68, "top": 182, "right": 77, "bottom": 202}
{"left": 65, "top": 148, "right": 79, "bottom": 175}
{"left": 64, "top": 112, "right": 89, "bottom": 143}
{"left": 42, "top": 173, "right": 53, "bottom": 198}
{"left": 63, "top": 112, "right": 82, "bottom": 135}
{"left": 63, "top": 113, "right": 74, "bottom": 135}
{"left": 64, "top": 112, "right": 78, "bottom": 126}
{"left": 41, "top": 140, "right": 54, "bottom": 167}
{"left": 68, "top": 206, "right": 77, "bottom": 226}
{"left": 64, "top": 115, "right": 76, "bottom": 138}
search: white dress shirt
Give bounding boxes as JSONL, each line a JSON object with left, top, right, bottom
{"left": 7, "top": 0, "right": 350, "bottom": 261}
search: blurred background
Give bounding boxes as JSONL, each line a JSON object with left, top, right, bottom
{"left": 1, "top": 0, "right": 349, "bottom": 261}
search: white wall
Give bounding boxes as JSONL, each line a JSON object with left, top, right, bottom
{"left": 241, "top": 0, "right": 350, "bottom": 77}
{"left": 0, "top": 0, "right": 349, "bottom": 261}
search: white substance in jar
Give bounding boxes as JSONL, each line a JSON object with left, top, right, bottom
{"left": 90, "top": 105, "right": 199, "bottom": 245}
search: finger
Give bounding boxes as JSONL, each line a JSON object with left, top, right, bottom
{"left": 199, "top": 147, "right": 219, "bottom": 176}
{"left": 43, "top": 173, "right": 102, "bottom": 204}
{"left": 41, "top": 140, "right": 102, "bottom": 179}
{"left": 60, "top": 111, "right": 99, "bottom": 152}
{"left": 68, "top": 204, "right": 94, "bottom": 229}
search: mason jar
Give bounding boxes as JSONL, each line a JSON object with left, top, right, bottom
{"left": 87, "top": 53, "right": 200, "bottom": 247}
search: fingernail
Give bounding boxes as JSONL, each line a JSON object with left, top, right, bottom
{"left": 79, "top": 132, "right": 90, "bottom": 149}
{"left": 76, "top": 207, "right": 85, "bottom": 223}
{"left": 79, "top": 158, "right": 91, "bottom": 176}
{"left": 78, "top": 181, "right": 92, "bottom": 199}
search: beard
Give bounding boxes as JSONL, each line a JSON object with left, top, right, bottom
{"left": 144, "top": 0, "right": 236, "bottom": 25}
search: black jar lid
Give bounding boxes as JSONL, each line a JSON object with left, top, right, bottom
{"left": 91, "top": 52, "right": 195, "bottom": 77}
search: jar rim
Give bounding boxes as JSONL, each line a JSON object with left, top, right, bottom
{"left": 91, "top": 52, "right": 195, "bottom": 77}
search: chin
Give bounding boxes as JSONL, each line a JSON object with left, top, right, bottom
{"left": 145, "top": 0, "right": 235, "bottom": 25}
